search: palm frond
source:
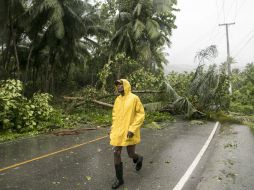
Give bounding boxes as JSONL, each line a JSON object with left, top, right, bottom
{"left": 80, "top": 37, "right": 99, "bottom": 47}
{"left": 194, "top": 45, "right": 218, "bottom": 65}
{"left": 146, "top": 19, "right": 160, "bottom": 40}
{"left": 139, "top": 42, "right": 151, "bottom": 61}
{"left": 153, "top": 47, "right": 167, "bottom": 67}
{"left": 86, "top": 26, "right": 109, "bottom": 36}
{"left": 133, "top": 19, "right": 145, "bottom": 39}
{"left": 76, "top": 42, "right": 91, "bottom": 57}
{"left": 33, "top": 0, "right": 65, "bottom": 39}
{"left": 115, "top": 32, "right": 124, "bottom": 53}
{"left": 126, "top": 31, "right": 133, "bottom": 52}
{"left": 114, "top": 12, "right": 131, "bottom": 29}
{"left": 133, "top": 3, "right": 142, "bottom": 17}
{"left": 111, "top": 27, "right": 124, "bottom": 43}
{"left": 53, "top": 20, "right": 64, "bottom": 39}
{"left": 189, "top": 64, "right": 220, "bottom": 109}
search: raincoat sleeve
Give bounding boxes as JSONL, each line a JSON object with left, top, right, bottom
{"left": 128, "top": 97, "right": 145, "bottom": 134}
{"left": 111, "top": 99, "right": 117, "bottom": 129}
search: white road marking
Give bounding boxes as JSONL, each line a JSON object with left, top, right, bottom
{"left": 172, "top": 121, "right": 220, "bottom": 190}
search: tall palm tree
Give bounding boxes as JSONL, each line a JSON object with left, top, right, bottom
{"left": 0, "top": 0, "right": 27, "bottom": 79}
{"left": 23, "top": 0, "right": 106, "bottom": 92}
{"left": 110, "top": 0, "right": 176, "bottom": 71}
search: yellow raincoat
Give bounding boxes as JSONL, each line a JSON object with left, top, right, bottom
{"left": 110, "top": 79, "right": 145, "bottom": 146}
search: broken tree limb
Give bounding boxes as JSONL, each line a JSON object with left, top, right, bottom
{"left": 91, "top": 99, "right": 113, "bottom": 108}
{"left": 63, "top": 96, "right": 113, "bottom": 110}
{"left": 73, "top": 99, "right": 113, "bottom": 109}
{"left": 63, "top": 96, "right": 85, "bottom": 101}
{"left": 52, "top": 127, "right": 97, "bottom": 136}
{"left": 132, "top": 90, "right": 163, "bottom": 93}
{"left": 97, "top": 94, "right": 115, "bottom": 100}
{"left": 74, "top": 100, "right": 86, "bottom": 108}
{"left": 63, "top": 90, "right": 163, "bottom": 101}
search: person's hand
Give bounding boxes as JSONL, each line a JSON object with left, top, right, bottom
{"left": 107, "top": 128, "right": 111, "bottom": 135}
{"left": 127, "top": 131, "right": 134, "bottom": 138}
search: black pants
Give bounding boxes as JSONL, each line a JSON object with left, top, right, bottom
{"left": 113, "top": 145, "right": 139, "bottom": 165}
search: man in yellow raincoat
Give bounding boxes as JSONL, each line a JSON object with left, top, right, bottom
{"left": 110, "top": 79, "right": 145, "bottom": 189}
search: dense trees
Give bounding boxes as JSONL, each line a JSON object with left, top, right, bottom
{"left": 1, "top": 1, "right": 253, "bottom": 134}
{"left": 0, "top": 0, "right": 177, "bottom": 94}
{"left": 231, "top": 63, "right": 254, "bottom": 114}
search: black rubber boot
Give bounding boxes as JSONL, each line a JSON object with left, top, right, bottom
{"left": 135, "top": 156, "right": 143, "bottom": 171}
{"left": 112, "top": 162, "right": 124, "bottom": 189}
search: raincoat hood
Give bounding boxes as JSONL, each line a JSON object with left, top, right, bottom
{"left": 119, "top": 79, "right": 131, "bottom": 95}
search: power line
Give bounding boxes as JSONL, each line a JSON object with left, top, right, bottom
{"left": 172, "top": 0, "right": 222, "bottom": 56}
{"left": 174, "top": 25, "right": 226, "bottom": 59}
{"left": 212, "top": 29, "right": 226, "bottom": 44}
{"left": 225, "top": 0, "right": 238, "bottom": 22}
{"left": 233, "top": 0, "right": 238, "bottom": 21}
{"left": 234, "top": 0, "right": 248, "bottom": 21}
{"left": 207, "top": 25, "right": 226, "bottom": 45}
{"left": 238, "top": 0, "right": 248, "bottom": 10}
{"left": 222, "top": 0, "right": 226, "bottom": 22}
{"left": 216, "top": 0, "right": 227, "bottom": 23}
{"left": 234, "top": 34, "right": 254, "bottom": 57}
{"left": 216, "top": 0, "right": 222, "bottom": 23}
{"left": 218, "top": 0, "right": 239, "bottom": 23}
{"left": 226, "top": 0, "right": 235, "bottom": 18}
{"left": 216, "top": 0, "right": 220, "bottom": 22}
{"left": 231, "top": 27, "right": 254, "bottom": 53}
{"left": 208, "top": 27, "right": 221, "bottom": 43}
{"left": 171, "top": 23, "right": 219, "bottom": 57}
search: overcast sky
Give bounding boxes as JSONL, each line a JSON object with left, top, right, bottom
{"left": 165, "top": 0, "right": 254, "bottom": 72}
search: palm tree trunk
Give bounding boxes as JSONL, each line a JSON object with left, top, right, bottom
{"left": 1, "top": 43, "right": 4, "bottom": 69}
{"left": 66, "top": 62, "right": 71, "bottom": 79}
{"left": 25, "top": 46, "right": 33, "bottom": 83}
{"left": 32, "top": 67, "right": 35, "bottom": 89}
{"left": 3, "top": 2, "right": 11, "bottom": 72}
{"left": 48, "top": 50, "right": 56, "bottom": 93}
{"left": 45, "top": 50, "right": 53, "bottom": 92}
{"left": 117, "top": 65, "right": 121, "bottom": 79}
{"left": 3, "top": 47, "right": 9, "bottom": 72}
{"left": 9, "top": 5, "right": 20, "bottom": 80}
{"left": 50, "top": 62, "right": 56, "bottom": 94}
{"left": 13, "top": 33, "right": 20, "bottom": 79}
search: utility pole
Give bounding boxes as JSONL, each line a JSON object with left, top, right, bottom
{"left": 219, "top": 22, "right": 235, "bottom": 94}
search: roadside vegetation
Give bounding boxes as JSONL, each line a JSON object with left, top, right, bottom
{"left": 0, "top": 0, "right": 253, "bottom": 142}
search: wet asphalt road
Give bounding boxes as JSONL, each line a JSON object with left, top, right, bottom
{"left": 0, "top": 121, "right": 253, "bottom": 190}
{"left": 194, "top": 124, "right": 254, "bottom": 190}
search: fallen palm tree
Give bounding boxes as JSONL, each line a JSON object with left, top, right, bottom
{"left": 63, "top": 45, "right": 229, "bottom": 119}
{"left": 160, "top": 81, "right": 205, "bottom": 118}
{"left": 63, "top": 83, "right": 205, "bottom": 118}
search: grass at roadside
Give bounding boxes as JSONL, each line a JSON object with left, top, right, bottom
{"left": 0, "top": 131, "right": 40, "bottom": 143}
{"left": 0, "top": 106, "right": 175, "bottom": 142}
{"left": 208, "top": 111, "right": 254, "bottom": 132}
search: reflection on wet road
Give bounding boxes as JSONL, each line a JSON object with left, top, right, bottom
{"left": 1, "top": 121, "right": 253, "bottom": 190}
